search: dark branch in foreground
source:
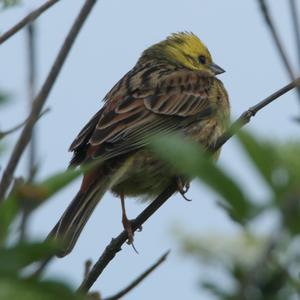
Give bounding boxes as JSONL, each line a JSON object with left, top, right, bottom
{"left": 0, "top": 0, "right": 60, "bottom": 45}
{"left": 102, "top": 251, "right": 170, "bottom": 300}
{"left": 0, "top": 0, "right": 97, "bottom": 201}
{"left": 258, "top": 0, "right": 300, "bottom": 101}
{"left": 77, "top": 77, "right": 300, "bottom": 294}
{"left": 77, "top": 185, "right": 176, "bottom": 293}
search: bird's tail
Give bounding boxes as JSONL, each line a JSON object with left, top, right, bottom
{"left": 47, "top": 172, "right": 110, "bottom": 257}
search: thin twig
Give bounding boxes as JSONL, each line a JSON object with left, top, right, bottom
{"left": 212, "top": 77, "right": 300, "bottom": 150}
{"left": 0, "top": 0, "right": 97, "bottom": 201}
{"left": 289, "top": 0, "right": 300, "bottom": 71}
{"left": 258, "top": 0, "right": 300, "bottom": 101}
{"left": 0, "top": 108, "right": 50, "bottom": 140}
{"left": 17, "top": 19, "right": 37, "bottom": 238}
{"left": 26, "top": 22, "right": 37, "bottom": 181}
{"left": 103, "top": 251, "right": 170, "bottom": 300}
{"left": 84, "top": 259, "right": 93, "bottom": 280}
{"left": 0, "top": 0, "right": 60, "bottom": 45}
{"left": 258, "top": 0, "right": 295, "bottom": 77}
{"left": 77, "top": 184, "right": 176, "bottom": 293}
{"left": 77, "top": 77, "right": 300, "bottom": 294}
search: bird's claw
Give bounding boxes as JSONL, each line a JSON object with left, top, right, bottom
{"left": 176, "top": 177, "right": 192, "bottom": 201}
{"left": 123, "top": 218, "right": 139, "bottom": 253}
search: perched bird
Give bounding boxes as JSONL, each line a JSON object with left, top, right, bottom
{"left": 48, "top": 32, "right": 230, "bottom": 257}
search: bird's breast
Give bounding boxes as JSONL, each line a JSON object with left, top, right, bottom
{"left": 111, "top": 117, "right": 225, "bottom": 200}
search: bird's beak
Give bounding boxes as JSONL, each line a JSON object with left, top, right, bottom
{"left": 209, "top": 62, "right": 225, "bottom": 75}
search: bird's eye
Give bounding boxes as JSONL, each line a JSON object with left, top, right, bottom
{"left": 198, "top": 55, "right": 206, "bottom": 64}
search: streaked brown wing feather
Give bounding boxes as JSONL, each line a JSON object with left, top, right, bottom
{"left": 70, "top": 67, "right": 216, "bottom": 164}
{"left": 69, "top": 108, "right": 104, "bottom": 152}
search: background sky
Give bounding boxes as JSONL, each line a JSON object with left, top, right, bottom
{"left": 1, "top": 1, "right": 300, "bottom": 299}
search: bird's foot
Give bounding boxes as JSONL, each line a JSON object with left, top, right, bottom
{"left": 176, "top": 177, "right": 191, "bottom": 201}
{"left": 122, "top": 216, "right": 139, "bottom": 253}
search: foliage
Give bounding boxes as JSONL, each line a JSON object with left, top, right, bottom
{"left": 0, "top": 167, "right": 86, "bottom": 300}
{"left": 0, "top": 0, "right": 21, "bottom": 10}
{"left": 151, "top": 133, "right": 261, "bottom": 224}
{"left": 151, "top": 131, "right": 300, "bottom": 300}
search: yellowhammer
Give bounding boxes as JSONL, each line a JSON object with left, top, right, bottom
{"left": 48, "top": 32, "right": 230, "bottom": 257}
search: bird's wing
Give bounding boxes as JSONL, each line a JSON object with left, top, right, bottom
{"left": 70, "top": 69, "right": 217, "bottom": 163}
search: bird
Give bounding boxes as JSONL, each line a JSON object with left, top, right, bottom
{"left": 48, "top": 32, "right": 230, "bottom": 257}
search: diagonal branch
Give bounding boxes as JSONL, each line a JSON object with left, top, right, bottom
{"left": 0, "top": 108, "right": 50, "bottom": 140}
{"left": 289, "top": 0, "right": 300, "bottom": 71}
{"left": 77, "top": 184, "right": 176, "bottom": 293}
{"left": 213, "top": 77, "right": 300, "bottom": 150}
{"left": 102, "top": 251, "right": 170, "bottom": 300}
{"left": 0, "top": 0, "right": 97, "bottom": 201}
{"left": 77, "top": 77, "right": 300, "bottom": 294}
{"left": 257, "top": 0, "right": 300, "bottom": 102}
{"left": 0, "top": 0, "right": 61, "bottom": 45}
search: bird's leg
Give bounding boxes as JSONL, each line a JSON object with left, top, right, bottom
{"left": 176, "top": 176, "right": 191, "bottom": 201}
{"left": 120, "top": 192, "right": 134, "bottom": 245}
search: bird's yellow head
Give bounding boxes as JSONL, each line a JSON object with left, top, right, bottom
{"left": 140, "top": 32, "right": 225, "bottom": 75}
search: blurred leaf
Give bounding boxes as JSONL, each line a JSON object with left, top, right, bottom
{"left": 0, "top": 242, "right": 59, "bottom": 275}
{"left": 0, "top": 161, "right": 98, "bottom": 244}
{"left": 0, "top": 91, "right": 10, "bottom": 106}
{"left": 86, "top": 292, "right": 101, "bottom": 300}
{"left": 237, "top": 131, "right": 279, "bottom": 192}
{"left": 201, "top": 281, "right": 230, "bottom": 299}
{"left": 0, "top": 277, "right": 81, "bottom": 300}
{"left": 15, "top": 158, "right": 102, "bottom": 208}
{"left": 1, "top": 0, "right": 21, "bottom": 9}
{"left": 14, "top": 167, "right": 84, "bottom": 208}
{"left": 150, "top": 134, "right": 254, "bottom": 223}
{"left": 0, "top": 195, "right": 19, "bottom": 244}
{"left": 276, "top": 142, "right": 300, "bottom": 187}
{"left": 0, "top": 143, "right": 4, "bottom": 156}
{"left": 280, "top": 195, "right": 300, "bottom": 234}
{"left": 0, "top": 168, "right": 82, "bottom": 243}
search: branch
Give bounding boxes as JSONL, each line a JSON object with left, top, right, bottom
{"left": 213, "top": 77, "right": 300, "bottom": 150}
{"left": 102, "top": 251, "right": 170, "bottom": 300}
{"left": 84, "top": 259, "right": 93, "bottom": 280}
{"left": 258, "top": 0, "right": 300, "bottom": 101}
{"left": 0, "top": 108, "right": 50, "bottom": 140}
{"left": 26, "top": 22, "right": 37, "bottom": 181}
{"left": 77, "top": 184, "right": 176, "bottom": 293}
{"left": 0, "top": 0, "right": 97, "bottom": 201}
{"left": 0, "top": 0, "right": 60, "bottom": 45}
{"left": 77, "top": 77, "right": 300, "bottom": 294}
{"left": 289, "top": 0, "right": 300, "bottom": 71}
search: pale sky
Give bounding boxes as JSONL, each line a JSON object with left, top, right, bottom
{"left": 1, "top": 1, "right": 300, "bottom": 299}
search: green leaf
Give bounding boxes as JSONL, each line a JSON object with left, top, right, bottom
{"left": 201, "top": 281, "right": 230, "bottom": 299}
{"left": 0, "top": 161, "right": 99, "bottom": 243}
{"left": 0, "top": 168, "right": 82, "bottom": 243}
{"left": 1, "top": 0, "right": 21, "bottom": 9}
{"left": 237, "top": 131, "right": 279, "bottom": 192}
{"left": 0, "top": 195, "right": 19, "bottom": 244}
{"left": 0, "top": 242, "right": 59, "bottom": 275}
{"left": 0, "top": 277, "right": 81, "bottom": 300}
{"left": 276, "top": 142, "right": 300, "bottom": 186}
{"left": 0, "top": 91, "right": 10, "bottom": 106}
{"left": 150, "top": 134, "right": 254, "bottom": 223}
{"left": 0, "top": 143, "right": 4, "bottom": 156}
{"left": 13, "top": 167, "right": 84, "bottom": 209}
{"left": 38, "top": 167, "right": 83, "bottom": 200}
{"left": 17, "top": 158, "right": 102, "bottom": 207}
